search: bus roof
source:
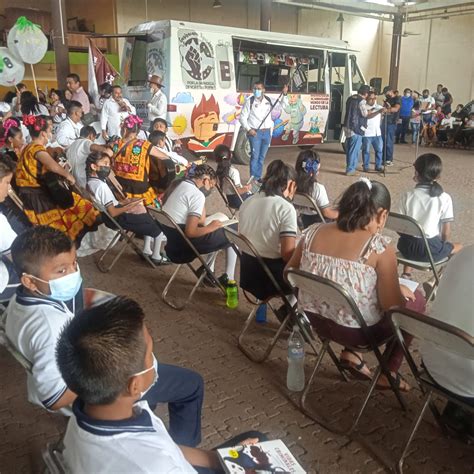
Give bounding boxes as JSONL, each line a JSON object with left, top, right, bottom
{"left": 128, "top": 19, "right": 357, "bottom": 54}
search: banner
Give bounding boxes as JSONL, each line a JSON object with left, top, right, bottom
{"left": 88, "top": 41, "right": 118, "bottom": 107}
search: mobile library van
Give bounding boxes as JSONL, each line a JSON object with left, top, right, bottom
{"left": 121, "top": 20, "right": 367, "bottom": 163}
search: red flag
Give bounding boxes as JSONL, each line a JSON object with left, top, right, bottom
{"left": 88, "top": 41, "right": 118, "bottom": 107}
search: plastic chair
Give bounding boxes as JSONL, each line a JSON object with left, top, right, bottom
{"left": 389, "top": 307, "right": 474, "bottom": 473}
{"left": 285, "top": 267, "right": 407, "bottom": 434}
{"left": 292, "top": 192, "right": 326, "bottom": 226}
{"left": 223, "top": 227, "right": 318, "bottom": 363}
{"left": 386, "top": 212, "right": 450, "bottom": 301}
{"left": 75, "top": 184, "right": 156, "bottom": 273}
{"left": 148, "top": 207, "right": 226, "bottom": 310}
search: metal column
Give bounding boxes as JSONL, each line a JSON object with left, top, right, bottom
{"left": 50, "top": 0, "right": 70, "bottom": 87}
{"left": 388, "top": 12, "right": 403, "bottom": 90}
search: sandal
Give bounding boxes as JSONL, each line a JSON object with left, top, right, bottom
{"left": 376, "top": 372, "right": 411, "bottom": 393}
{"left": 339, "top": 349, "right": 373, "bottom": 381}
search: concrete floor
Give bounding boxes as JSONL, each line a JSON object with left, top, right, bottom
{"left": 0, "top": 142, "right": 473, "bottom": 473}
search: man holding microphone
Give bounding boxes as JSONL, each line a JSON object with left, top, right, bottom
{"left": 239, "top": 82, "right": 288, "bottom": 181}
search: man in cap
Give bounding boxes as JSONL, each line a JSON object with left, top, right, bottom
{"left": 147, "top": 75, "right": 167, "bottom": 122}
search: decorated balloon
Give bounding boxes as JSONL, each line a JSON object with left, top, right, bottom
{"left": 0, "top": 47, "right": 25, "bottom": 87}
{"left": 7, "top": 16, "right": 48, "bottom": 64}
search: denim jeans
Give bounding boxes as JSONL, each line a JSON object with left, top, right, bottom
{"left": 141, "top": 363, "right": 204, "bottom": 447}
{"left": 395, "top": 116, "right": 410, "bottom": 142}
{"left": 345, "top": 134, "right": 363, "bottom": 173}
{"left": 382, "top": 122, "right": 397, "bottom": 163}
{"left": 248, "top": 129, "right": 271, "bottom": 180}
{"left": 411, "top": 122, "right": 420, "bottom": 144}
{"left": 362, "top": 135, "right": 383, "bottom": 170}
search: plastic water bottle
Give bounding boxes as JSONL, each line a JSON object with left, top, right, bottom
{"left": 255, "top": 303, "right": 267, "bottom": 323}
{"left": 226, "top": 280, "right": 239, "bottom": 309}
{"left": 287, "top": 325, "right": 305, "bottom": 392}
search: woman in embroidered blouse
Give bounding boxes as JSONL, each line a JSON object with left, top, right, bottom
{"left": 286, "top": 178, "right": 426, "bottom": 392}
{"left": 111, "top": 115, "right": 168, "bottom": 206}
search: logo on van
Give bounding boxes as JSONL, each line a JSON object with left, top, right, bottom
{"left": 178, "top": 29, "right": 215, "bottom": 90}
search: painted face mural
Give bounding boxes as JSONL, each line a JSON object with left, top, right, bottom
{"left": 0, "top": 48, "right": 25, "bottom": 87}
{"left": 191, "top": 94, "right": 220, "bottom": 142}
{"left": 7, "top": 16, "right": 48, "bottom": 64}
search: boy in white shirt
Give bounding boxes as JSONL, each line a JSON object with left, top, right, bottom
{"left": 148, "top": 130, "right": 188, "bottom": 167}
{"left": 6, "top": 226, "right": 204, "bottom": 446}
{"left": 57, "top": 296, "right": 265, "bottom": 473}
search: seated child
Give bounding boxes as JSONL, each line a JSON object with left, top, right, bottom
{"left": 148, "top": 130, "right": 188, "bottom": 167}
{"left": 215, "top": 144, "right": 251, "bottom": 210}
{"left": 86, "top": 151, "right": 169, "bottom": 265}
{"left": 397, "top": 153, "right": 462, "bottom": 277}
{"left": 294, "top": 149, "right": 338, "bottom": 228}
{"left": 148, "top": 117, "right": 183, "bottom": 153}
{"left": 161, "top": 164, "right": 237, "bottom": 286}
{"left": 0, "top": 154, "right": 20, "bottom": 302}
{"left": 5, "top": 226, "right": 204, "bottom": 446}
{"left": 239, "top": 160, "right": 297, "bottom": 303}
{"left": 57, "top": 296, "right": 265, "bottom": 473}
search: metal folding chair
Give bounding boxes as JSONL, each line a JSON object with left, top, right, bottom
{"left": 292, "top": 192, "right": 326, "bottom": 227}
{"left": 223, "top": 227, "right": 317, "bottom": 363}
{"left": 76, "top": 185, "right": 156, "bottom": 273}
{"left": 216, "top": 176, "right": 244, "bottom": 218}
{"left": 285, "top": 267, "right": 407, "bottom": 434}
{"left": 389, "top": 307, "right": 474, "bottom": 473}
{"left": 148, "top": 207, "right": 226, "bottom": 310}
{"left": 386, "top": 212, "right": 450, "bottom": 301}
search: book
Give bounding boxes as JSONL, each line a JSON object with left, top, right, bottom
{"left": 217, "top": 439, "right": 306, "bottom": 473}
{"left": 204, "top": 212, "right": 238, "bottom": 227}
{"left": 399, "top": 277, "right": 419, "bottom": 293}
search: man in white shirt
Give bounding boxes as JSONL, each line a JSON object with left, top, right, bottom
{"left": 55, "top": 101, "right": 84, "bottom": 148}
{"left": 66, "top": 126, "right": 112, "bottom": 188}
{"left": 147, "top": 75, "right": 167, "bottom": 122}
{"left": 432, "top": 83, "right": 445, "bottom": 108}
{"left": 362, "top": 91, "right": 384, "bottom": 172}
{"left": 421, "top": 89, "right": 436, "bottom": 125}
{"left": 100, "top": 85, "right": 136, "bottom": 140}
{"left": 239, "top": 82, "right": 288, "bottom": 180}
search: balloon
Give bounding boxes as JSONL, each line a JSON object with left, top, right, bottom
{"left": 7, "top": 16, "right": 48, "bottom": 64}
{"left": 0, "top": 47, "right": 25, "bottom": 87}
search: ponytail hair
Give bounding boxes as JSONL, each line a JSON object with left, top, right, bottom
{"left": 260, "top": 159, "right": 296, "bottom": 197}
{"left": 162, "top": 164, "right": 216, "bottom": 205}
{"left": 337, "top": 179, "right": 391, "bottom": 232}
{"left": 414, "top": 153, "right": 444, "bottom": 197}
{"left": 295, "top": 149, "right": 320, "bottom": 195}
{"left": 214, "top": 144, "right": 232, "bottom": 188}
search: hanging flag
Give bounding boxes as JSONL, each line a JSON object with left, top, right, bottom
{"left": 88, "top": 41, "right": 118, "bottom": 107}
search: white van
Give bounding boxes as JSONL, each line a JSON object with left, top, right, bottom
{"left": 121, "top": 19, "right": 367, "bottom": 163}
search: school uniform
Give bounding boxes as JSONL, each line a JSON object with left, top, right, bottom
{"left": 397, "top": 184, "right": 454, "bottom": 261}
{"left": 239, "top": 192, "right": 297, "bottom": 300}
{"left": 0, "top": 213, "right": 20, "bottom": 303}
{"left": 88, "top": 177, "right": 161, "bottom": 237}
{"left": 5, "top": 288, "right": 82, "bottom": 413}
{"left": 222, "top": 166, "right": 251, "bottom": 209}
{"left": 6, "top": 285, "right": 203, "bottom": 446}
{"left": 299, "top": 182, "right": 330, "bottom": 229}
{"left": 162, "top": 179, "right": 231, "bottom": 263}
{"left": 63, "top": 399, "right": 196, "bottom": 474}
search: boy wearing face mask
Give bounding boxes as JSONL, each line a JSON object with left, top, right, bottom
{"left": 86, "top": 151, "right": 169, "bottom": 265}
{"left": 239, "top": 81, "right": 288, "bottom": 180}
{"left": 57, "top": 296, "right": 265, "bottom": 473}
{"left": 5, "top": 226, "right": 204, "bottom": 446}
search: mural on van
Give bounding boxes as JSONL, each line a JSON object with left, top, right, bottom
{"left": 281, "top": 93, "right": 307, "bottom": 144}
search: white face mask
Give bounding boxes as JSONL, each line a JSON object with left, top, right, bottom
{"left": 135, "top": 354, "right": 159, "bottom": 400}
{"left": 149, "top": 87, "right": 155, "bottom": 95}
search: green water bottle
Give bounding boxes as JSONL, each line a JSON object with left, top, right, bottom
{"left": 226, "top": 280, "right": 239, "bottom": 309}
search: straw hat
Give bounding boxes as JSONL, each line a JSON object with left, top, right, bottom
{"left": 148, "top": 75, "right": 164, "bottom": 88}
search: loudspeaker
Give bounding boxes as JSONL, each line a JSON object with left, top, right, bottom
{"left": 369, "top": 77, "right": 382, "bottom": 95}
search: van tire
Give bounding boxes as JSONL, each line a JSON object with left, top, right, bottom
{"left": 232, "top": 129, "right": 251, "bottom": 165}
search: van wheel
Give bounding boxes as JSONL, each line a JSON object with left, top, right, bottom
{"left": 232, "top": 130, "right": 251, "bottom": 165}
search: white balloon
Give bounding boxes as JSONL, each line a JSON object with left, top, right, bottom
{"left": 7, "top": 17, "right": 48, "bottom": 64}
{"left": 0, "top": 47, "right": 25, "bottom": 87}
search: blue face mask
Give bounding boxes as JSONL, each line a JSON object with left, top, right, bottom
{"left": 253, "top": 89, "right": 262, "bottom": 98}
{"left": 31, "top": 268, "right": 83, "bottom": 302}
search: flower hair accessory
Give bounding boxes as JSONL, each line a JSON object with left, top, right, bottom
{"left": 22, "top": 114, "right": 46, "bottom": 132}
{"left": 22, "top": 114, "right": 37, "bottom": 126}
{"left": 2, "top": 118, "right": 18, "bottom": 136}
{"left": 302, "top": 159, "right": 320, "bottom": 175}
{"left": 123, "top": 114, "right": 143, "bottom": 130}
{"left": 358, "top": 176, "right": 372, "bottom": 190}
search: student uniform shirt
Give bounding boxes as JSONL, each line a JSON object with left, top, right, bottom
{"left": 300, "top": 183, "right": 330, "bottom": 216}
{"left": 88, "top": 178, "right": 118, "bottom": 208}
{"left": 0, "top": 213, "right": 17, "bottom": 292}
{"left": 162, "top": 180, "right": 205, "bottom": 225}
{"left": 5, "top": 290, "right": 75, "bottom": 410}
{"left": 66, "top": 138, "right": 93, "bottom": 188}
{"left": 239, "top": 192, "right": 297, "bottom": 259}
{"left": 64, "top": 399, "right": 196, "bottom": 474}
{"left": 56, "top": 118, "right": 84, "bottom": 148}
{"left": 397, "top": 185, "right": 454, "bottom": 238}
